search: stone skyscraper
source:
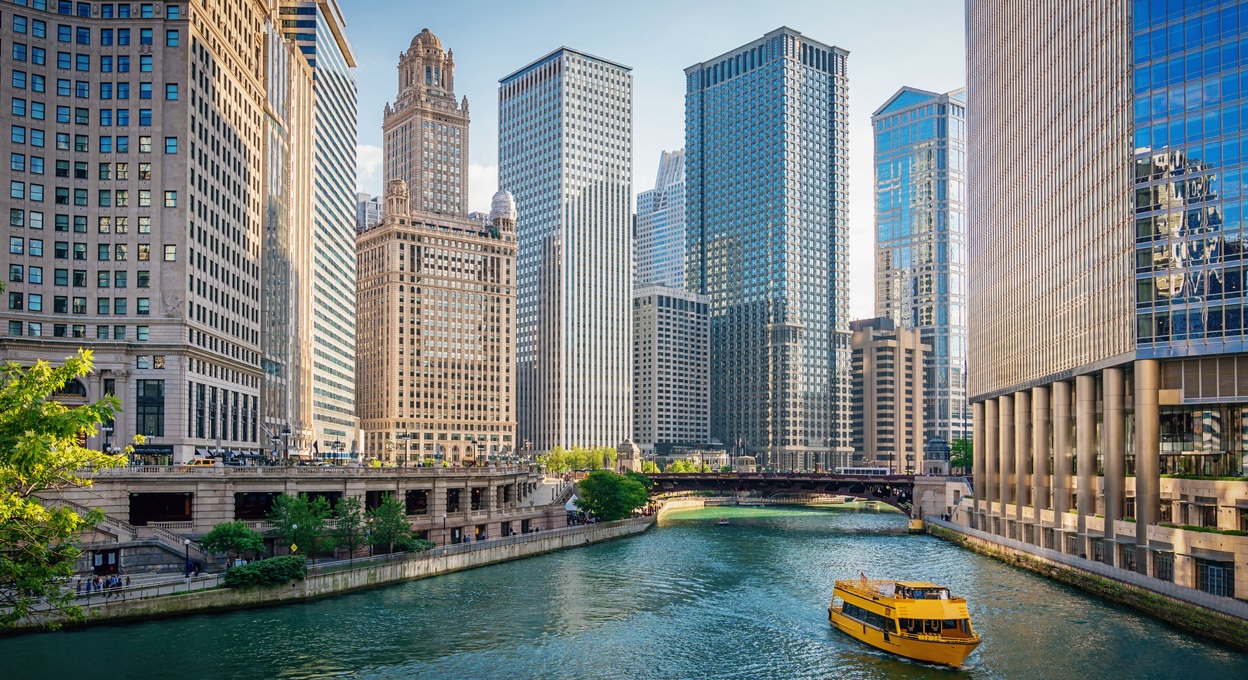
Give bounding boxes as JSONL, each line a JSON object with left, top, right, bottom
{"left": 872, "top": 87, "right": 968, "bottom": 455}
{"left": 635, "top": 149, "right": 686, "bottom": 289}
{"left": 685, "top": 27, "right": 851, "bottom": 471}
{"left": 500, "top": 48, "right": 633, "bottom": 452}
{"left": 383, "top": 29, "right": 469, "bottom": 217}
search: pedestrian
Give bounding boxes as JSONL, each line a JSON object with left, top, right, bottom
{"left": 75, "top": 580, "right": 83, "bottom": 597}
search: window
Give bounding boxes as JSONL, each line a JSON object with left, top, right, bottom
{"left": 101, "top": 55, "right": 113, "bottom": 72}
{"left": 58, "top": 25, "right": 71, "bottom": 42}
{"left": 99, "top": 109, "right": 112, "bottom": 126}
{"left": 72, "top": 270, "right": 85, "bottom": 287}
{"left": 138, "top": 189, "right": 150, "bottom": 207}
{"left": 27, "top": 323, "right": 42, "bottom": 337}
{"left": 113, "top": 298, "right": 126, "bottom": 315}
{"left": 117, "top": 82, "right": 129, "bottom": 99}
{"left": 14, "top": 16, "right": 28, "bottom": 34}
{"left": 74, "top": 161, "right": 87, "bottom": 179}
{"left": 57, "top": 106, "right": 71, "bottom": 124}
{"left": 118, "top": 4, "right": 131, "bottom": 18}
{"left": 137, "top": 298, "right": 150, "bottom": 315}
{"left": 139, "top": 136, "right": 152, "bottom": 153}
{"left": 165, "top": 84, "right": 178, "bottom": 100}
{"left": 10, "top": 181, "right": 26, "bottom": 200}
{"left": 98, "top": 216, "right": 111, "bottom": 233}
{"left": 166, "top": 30, "right": 179, "bottom": 47}
{"left": 100, "top": 82, "right": 112, "bottom": 99}
{"left": 54, "top": 270, "right": 68, "bottom": 286}
{"left": 29, "top": 267, "right": 43, "bottom": 284}
{"left": 140, "top": 3, "right": 154, "bottom": 18}
{"left": 73, "top": 242, "right": 86, "bottom": 260}
{"left": 117, "top": 56, "right": 129, "bottom": 73}
{"left": 73, "top": 216, "right": 86, "bottom": 233}
{"left": 96, "top": 325, "right": 109, "bottom": 340}
{"left": 11, "top": 154, "right": 26, "bottom": 172}
{"left": 11, "top": 99, "right": 27, "bottom": 118}
{"left": 75, "top": 54, "right": 89, "bottom": 72}
{"left": 139, "top": 82, "right": 151, "bottom": 100}
{"left": 53, "top": 296, "right": 68, "bottom": 313}
{"left": 29, "top": 184, "right": 44, "bottom": 202}
{"left": 114, "top": 271, "right": 127, "bottom": 288}
{"left": 75, "top": 188, "right": 88, "bottom": 206}
{"left": 9, "top": 265, "right": 23, "bottom": 283}
{"left": 118, "top": 29, "right": 130, "bottom": 46}
{"left": 31, "top": 102, "right": 45, "bottom": 120}
{"left": 31, "top": 74, "right": 45, "bottom": 93}
{"left": 97, "top": 298, "right": 110, "bottom": 315}
{"left": 117, "top": 216, "right": 130, "bottom": 233}
{"left": 10, "top": 209, "right": 24, "bottom": 227}
{"left": 8, "top": 293, "right": 23, "bottom": 311}
{"left": 140, "top": 28, "right": 153, "bottom": 45}
{"left": 54, "top": 242, "right": 68, "bottom": 259}
{"left": 139, "top": 109, "right": 151, "bottom": 126}
{"left": 116, "top": 109, "right": 129, "bottom": 126}
{"left": 75, "top": 81, "right": 89, "bottom": 98}
{"left": 33, "top": 21, "right": 47, "bottom": 39}
{"left": 75, "top": 134, "right": 88, "bottom": 152}
{"left": 74, "top": 107, "right": 88, "bottom": 124}
{"left": 28, "top": 294, "right": 42, "bottom": 312}
{"left": 164, "top": 138, "right": 177, "bottom": 154}
{"left": 140, "top": 55, "right": 152, "bottom": 73}
{"left": 163, "top": 245, "right": 176, "bottom": 261}
{"left": 136, "top": 325, "right": 149, "bottom": 341}
{"left": 77, "top": 3, "right": 90, "bottom": 17}
{"left": 117, "top": 136, "right": 129, "bottom": 153}
{"left": 72, "top": 296, "right": 86, "bottom": 314}
{"left": 168, "top": 6, "right": 181, "bottom": 20}
{"left": 136, "top": 271, "right": 149, "bottom": 288}
{"left": 57, "top": 52, "right": 71, "bottom": 69}
{"left": 56, "top": 133, "right": 70, "bottom": 150}
{"left": 137, "top": 244, "right": 150, "bottom": 261}
{"left": 76, "top": 27, "right": 90, "bottom": 45}
{"left": 164, "top": 191, "right": 177, "bottom": 208}
{"left": 30, "top": 157, "right": 44, "bottom": 175}
{"left": 135, "top": 380, "right": 164, "bottom": 437}
{"left": 97, "top": 271, "right": 109, "bottom": 288}
{"left": 30, "top": 240, "right": 44, "bottom": 257}
{"left": 116, "top": 163, "right": 129, "bottom": 180}
{"left": 138, "top": 163, "right": 151, "bottom": 180}
{"left": 99, "top": 163, "right": 111, "bottom": 180}
{"left": 56, "top": 79, "right": 70, "bottom": 96}
{"left": 10, "top": 238, "right": 25, "bottom": 255}
{"left": 115, "top": 244, "right": 127, "bottom": 260}
{"left": 11, "top": 126, "right": 27, "bottom": 144}
{"left": 101, "top": 28, "right": 113, "bottom": 45}
{"left": 97, "top": 243, "right": 110, "bottom": 261}
{"left": 7, "top": 322, "right": 22, "bottom": 337}
{"left": 55, "top": 187, "right": 69, "bottom": 205}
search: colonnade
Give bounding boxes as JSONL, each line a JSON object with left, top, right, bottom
{"left": 971, "top": 360, "right": 1160, "bottom": 574}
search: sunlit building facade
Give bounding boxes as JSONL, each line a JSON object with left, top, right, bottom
{"left": 872, "top": 87, "right": 968, "bottom": 455}
{"left": 500, "top": 48, "right": 633, "bottom": 453}
{"left": 634, "top": 148, "right": 686, "bottom": 289}
{"left": 633, "top": 285, "right": 709, "bottom": 453}
{"left": 685, "top": 27, "right": 852, "bottom": 471}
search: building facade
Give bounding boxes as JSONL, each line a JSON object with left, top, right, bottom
{"left": 685, "top": 27, "right": 852, "bottom": 471}
{"left": 0, "top": 0, "right": 296, "bottom": 463}
{"left": 872, "top": 87, "right": 968, "bottom": 456}
{"left": 355, "top": 181, "right": 516, "bottom": 464}
{"left": 965, "top": 0, "right": 1247, "bottom": 600}
{"left": 355, "top": 192, "right": 382, "bottom": 231}
{"left": 278, "top": 0, "right": 359, "bottom": 459}
{"left": 499, "top": 47, "right": 633, "bottom": 452}
{"left": 849, "top": 317, "right": 928, "bottom": 474}
{"left": 634, "top": 148, "right": 686, "bottom": 289}
{"left": 633, "top": 285, "right": 709, "bottom": 454}
{"left": 382, "top": 29, "right": 469, "bottom": 218}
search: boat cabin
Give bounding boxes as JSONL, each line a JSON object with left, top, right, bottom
{"left": 894, "top": 582, "right": 951, "bottom": 600}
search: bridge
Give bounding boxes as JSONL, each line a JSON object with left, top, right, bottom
{"left": 645, "top": 472, "right": 920, "bottom": 515}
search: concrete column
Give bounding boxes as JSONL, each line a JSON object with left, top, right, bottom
{"left": 999, "top": 394, "right": 1014, "bottom": 515}
{"left": 985, "top": 398, "right": 999, "bottom": 514}
{"left": 1134, "top": 359, "right": 1160, "bottom": 574}
{"left": 973, "top": 401, "right": 986, "bottom": 516}
{"left": 1052, "top": 381, "right": 1072, "bottom": 521}
{"left": 1014, "top": 389, "right": 1030, "bottom": 523}
{"left": 1104, "top": 367, "right": 1126, "bottom": 536}
{"left": 1076, "top": 374, "right": 1096, "bottom": 545}
{"left": 1032, "top": 385, "right": 1050, "bottom": 512}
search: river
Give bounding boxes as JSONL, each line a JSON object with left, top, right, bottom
{"left": 4, "top": 506, "right": 1247, "bottom": 679}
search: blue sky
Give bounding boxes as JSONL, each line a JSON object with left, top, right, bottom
{"left": 340, "top": 0, "right": 964, "bottom": 317}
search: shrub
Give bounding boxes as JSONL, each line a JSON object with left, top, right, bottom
{"left": 398, "top": 538, "right": 436, "bottom": 553}
{"left": 222, "top": 555, "right": 307, "bottom": 588}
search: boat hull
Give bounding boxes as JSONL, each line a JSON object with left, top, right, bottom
{"left": 829, "top": 606, "right": 980, "bottom": 667}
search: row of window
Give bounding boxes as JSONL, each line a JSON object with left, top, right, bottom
{"left": 11, "top": 158, "right": 156, "bottom": 181}
{"left": 11, "top": 72, "right": 178, "bottom": 99}
{"left": 8, "top": 265, "right": 149, "bottom": 288}
{"left": 12, "top": 100, "right": 154, "bottom": 126}
{"left": 12, "top": 45, "right": 156, "bottom": 73}
{"left": 11, "top": 183, "right": 176, "bottom": 206}
{"left": 11, "top": 15, "right": 179, "bottom": 47}
{"left": 6, "top": 320, "right": 152, "bottom": 340}
{"left": 11, "top": 210, "right": 152, "bottom": 232}
{"left": 10, "top": 236, "right": 174, "bottom": 260}
{"left": 14, "top": 1, "right": 181, "bottom": 21}
{"left": 11, "top": 128, "right": 175, "bottom": 153}
{"left": 8, "top": 291, "right": 152, "bottom": 315}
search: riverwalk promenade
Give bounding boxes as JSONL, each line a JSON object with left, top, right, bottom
{"left": 6, "top": 515, "right": 655, "bottom": 633}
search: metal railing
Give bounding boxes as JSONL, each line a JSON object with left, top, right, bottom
{"left": 85, "top": 465, "right": 539, "bottom": 478}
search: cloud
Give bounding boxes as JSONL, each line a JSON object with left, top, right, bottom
{"left": 468, "top": 162, "right": 499, "bottom": 214}
{"left": 355, "top": 144, "right": 383, "bottom": 194}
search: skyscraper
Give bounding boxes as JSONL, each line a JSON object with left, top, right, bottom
{"left": 685, "top": 27, "right": 851, "bottom": 471}
{"left": 279, "top": 0, "right": 359, "bottom": 458}
{"left": 872, "top": 87, "right": 968, "bottom": 455}
{"left": 967, "top": 0, "right": 1246, "bottom": 596}
{"left": 500, "top": 48, "right": 633, "bottom": 452}
{"left": 635, "top": 149, "right": 686, "bottom": 289}
{"left": 633, "top": 285, "right": 709, "bottom": 454}
{"left": 383, "top": 29, "right": 469, "bottom": 217}
{"left": 1, "top": 1, "right": 292, "bottom": 462}
{"left": 849, "top": 317, "right": 928, "bottom": 474}
{"left": 355, "top": 192, "right": 383, "bottom": 232}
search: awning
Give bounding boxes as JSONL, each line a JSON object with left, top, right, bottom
{"left": 1179, "top": 547, "right": 1236, "bottom": 562}
{"left": 1237, "top": 499, "right": 1248, "bottom": 509}
{"left": 195, "top": 448, "right": 210, "bottom": 457}
{"left": 565, "top": 495, "right": 579, "bottom": 511}
{"left": 1110, "top": 535, "right": 1137, "bottom": 545}
{"left": 1148, "top": 540, "right": 1174, "bottom": 552}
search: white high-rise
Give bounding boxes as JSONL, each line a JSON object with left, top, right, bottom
{"left": 635, "top": 149, "right": 686, "bottom": 289}
{"left": 499, "top": 48, "right": 633, "bottom": 452}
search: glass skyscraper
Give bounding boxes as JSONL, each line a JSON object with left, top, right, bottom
{"left": 635, "top": 149, "right": 686, "bottom": 289}
{"left": 280, "top": 0, "right": 360, "bottom": 456}
{"left": 872, "top": 87, "right": 969, "bottom": 455}
{"left": 500, "top": 48, "right": 633, "bottom": 452}
{"left": 685, "top": 27, "right": 851, "bottom": 471}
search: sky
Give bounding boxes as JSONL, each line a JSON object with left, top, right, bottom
{"left": 339, "top": 0, "right": 965, "bottom": 319}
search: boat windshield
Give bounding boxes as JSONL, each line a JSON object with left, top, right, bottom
{"left": 896, "top": 586, "right": 951, "bottom": 600}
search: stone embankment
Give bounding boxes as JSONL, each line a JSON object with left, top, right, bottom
{"left": 927, "top": 518, "right": 1248, "bottom": 650}
{"left": 8, "top": 516, "right": 653, "bottom": 633}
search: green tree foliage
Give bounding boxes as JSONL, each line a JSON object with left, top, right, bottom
{"left": 267, "top": 493, "right": 331, "bottom": 559}
{"left": 538, "top": 445, "right": 618, "bottom": 473}
{"left": 397, "top": 537, "right": 436, "bottom": 553}
{"left": 331, "top": 495, "right": 366, "bottom": 560}
{"left": 950, "top": 438, "right": 973, "bottom": 474}
{"left": 575, "top": 470, "right": 649, "bottom": 521}
{"left": 199, "top": 520, "right": 264, "bottom": 559}
{"left": 624, "top": 469, "right": 654, "bottom": 492}
{"left": 221, "top": 555, "right": 306, "bottom": 588}
{"left": 664, "top": 459, "right": 711, "bottom": 473}
{"left": 0, "top": 350, "right": 127, "bottom": 629}
{"left": 366, "top": 494, "right": 411, "bottom": 554}
{"left": 640, "top": 460, "right": 661, "bottom": 474}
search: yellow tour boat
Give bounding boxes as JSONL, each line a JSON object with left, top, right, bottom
{"left": 829, "top": 577, "right": 981, "bottom": 667}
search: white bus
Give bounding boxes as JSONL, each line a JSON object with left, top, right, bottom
{"left": 834, "top": 467, "right": 892, "bottom": 476}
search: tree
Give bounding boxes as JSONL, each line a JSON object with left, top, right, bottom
{"left": 624, "top": 469, "right": 654, "bottom": 492}
{"left": 366, "top": 495, "right": 411, "bottom": 554}
{"left": 664, "top": 459, "right": 711, "bottom": 473}
{"left": 575, "top": 470, "right": 649, "bottom": 521}
{"left": 267, "top": 493, "right": 331, "bottom": 561}
{"left": 950, "top": 438, "right": 973, "bottom": 474}
{"left": 199, "top": 520, "right": 264, "bottom": 560}
{"left": 640, "top": 460, "right": 661, "bottom": 474}
{"left": 331, "top": 496, "right": 366, "bottom": 562}
{"left": 0, "top": 350, "right": 127, "bottom": 629}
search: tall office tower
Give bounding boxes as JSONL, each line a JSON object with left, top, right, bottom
{"left": 968, "top": 1, "right": 1247, "bottom": 595}
{"left": 634, "top": 149, "right": 686, "bottom": 289}
{"left": 871, "top": 87, "right": 969, "bottom": 458}
{"left": 260, "top": 9, "right": 315, "bottom": 455}
{"left": 500, "top": 48, "right": 633, "bottom": 452}
{"left": 383, "top": 29, "right": 469, "bottom": 217}
{"left": 279, "top": 0, "right": 359, "bottom": 458}
{"left": 355, "top": 192, "right": 383, "bottom": 231}
{"left": 633, "top": 285, "right": 710, "bottom": 454}
{"left": 0, "top": 1, "right": 283, "bottom": 462}
{"left": 685, "top": 28, "right": 851, "bottom": 471}
{"left": 849, "top": 318, "right": 928, "bottom": 474}
{"left": 355, "top": 182, "right": 516, "bottom": 464}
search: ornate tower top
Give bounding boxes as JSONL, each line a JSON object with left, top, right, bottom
{"left": 385, "top": 179, "right": 409, "bottom": 218}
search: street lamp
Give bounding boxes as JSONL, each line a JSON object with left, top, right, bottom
{"left": 281, "top": 426, "right": 292, "bottom": 465}
{"left": 399, "top": 432, "right": 413, "bottom": 468}
{"left": 291, "top": 523, "right": 297, "bottom": 557}
{"left": 442, "top": 512, "right": 448, "bottom": 546}
{"left": 183, "top": 538, "right": 191, "bottom": 578}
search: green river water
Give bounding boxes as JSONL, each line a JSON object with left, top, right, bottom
{"left": 3, "top": 507, "right": 1247, "bottom": 679}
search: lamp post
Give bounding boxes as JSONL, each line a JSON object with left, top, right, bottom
{"left": 400, "top": 431, "right": 413, "bottom": 468}
{"left": 183, "top": 538, "right": 191, "bottom": 578}
{"left": 281, "top": 426, "right": 292, "bottom": 465}
{"left": 291, "top": 523, "right": 297, "bottom": 557}
{"left": 442, "top": 512, "right": 448, "bottom": 546}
